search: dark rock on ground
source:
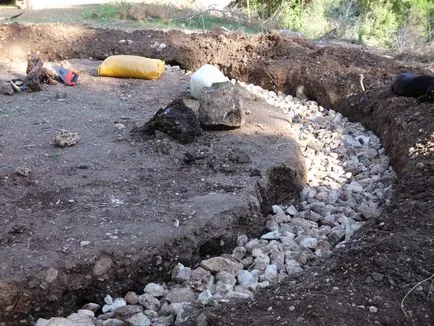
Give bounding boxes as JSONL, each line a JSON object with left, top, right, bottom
{"left": 132, "top": 98, "right": 201, "bottom": 144}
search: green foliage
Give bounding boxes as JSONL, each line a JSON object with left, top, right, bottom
{"left": 82, "top": 1, "right": 262, "bottom": 34}
{"left": 83, "top": 3, "right": 122, "bottom": 20}
{"left": 278, "top": 0, "right": 303, "bottom": 30}
{"left": 360, "top": 0, "right": 400, "bottom": 46}
{"left": 300, "top": 0, "right": 330, "bottom": 38}
{"left": 240, "top": 0, "right": 432, "bottom": 47}
{"left": 83, "top": 1, "right": 131, "bottom": 20}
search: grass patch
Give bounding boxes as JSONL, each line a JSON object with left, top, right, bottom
{"left": 83, "top": 3, "right": 129, "bottom": 21}
{"left": 82, "top": 2, "right": 265, "bottom": 34}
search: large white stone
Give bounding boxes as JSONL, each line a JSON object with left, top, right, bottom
{"left": 200, "top": 257, "right": 243, "bottom": 274}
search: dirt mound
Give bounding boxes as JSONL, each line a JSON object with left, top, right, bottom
{"left": 0, "top": 24, "right": 433, "bottom": 325}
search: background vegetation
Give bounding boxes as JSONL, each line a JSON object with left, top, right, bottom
{"left": 81, "top": 0, "right": 432, "bottom": 53}
{"left": 236, "top": 0, "right": 433, "bottom": 49}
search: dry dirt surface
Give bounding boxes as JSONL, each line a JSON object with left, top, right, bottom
{"left": 0, "top": 24, "right": 433, "bottom": 325}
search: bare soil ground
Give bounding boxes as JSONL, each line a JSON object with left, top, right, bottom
{"left": 0, "top": 23, "right": 433, "bottom": 326}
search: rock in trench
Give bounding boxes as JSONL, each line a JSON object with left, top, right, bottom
{"left": 200, "top": 257, "right": 243, "bottom": 274}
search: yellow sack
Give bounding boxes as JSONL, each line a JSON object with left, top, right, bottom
{"left": 98, "top": 55, "right": 165, "bottom": 80}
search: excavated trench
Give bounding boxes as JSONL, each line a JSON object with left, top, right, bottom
{"left": 0, "top": 24, "right": 433, "bottom": 325}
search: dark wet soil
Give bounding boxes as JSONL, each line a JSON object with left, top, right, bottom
{"left": 0, "top": 24, "right": 433, "bottom": 325}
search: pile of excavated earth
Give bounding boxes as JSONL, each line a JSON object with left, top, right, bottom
{"left": 35, "top": 77, "right": 396, "bottom": 326}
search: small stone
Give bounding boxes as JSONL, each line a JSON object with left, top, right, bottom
{"left": 196, "top": 313, "right": 208, "bottom": 326}
{"left": 80, "top": 241, "right": 91, "bottom": 247}
{"left": 171, "top": 302, "right": 198, "bottom": 325}
{"left": 103, "top": 319, "right": 126, "bottom": 326}
{"left": 295, "top": 210, "right": 321, "bottom": 222}
{"left": 190, "top": 267, "right": 214, "bottom": 292}
{"left": 113, "top": 305, "right": 143, "bottom": 318}
{"left": 53, "top": 131, "right": 79, "bottom": 148}
{"left": 370, "top": 163, "right": 385, "bottom": 175}
{"left": 290, "top": 218, "right": 318, "bottom": 230}
{"left": 299, "top": 237, "right": 318, "bottom": 249}
{"left": 36, "top": 318, "right": 75, "bottom": 326}
{"left": 369, "top": 306, "right": 378, "bottom": 313}
{"left": 355, "top": 135, "right": 370, "bottom": 145}
{"left": 269, "top": 247, "right": 285, "bottom": 271}
{"left": 126, "top": 313, "right": 151, "bottom": 326}
{"left": 114, "top": 123, "right": 126, "bottom": 130}
{"left": 358, "top": 203, "right": 380, "bottom": 219}
{"left": 365, "top": 276, "right": 374, "bottom": 284}
{"left": 261, "top": 230, "right": 281, "bottom": 240}
{"left": 345, "top": 221, "right": 364, "bottom": 240}
{"left": 227, "top": 291, "right": 251, "bottom": 299}
{"left": 172, "top": 263, "right": 192, "bottom": 283}
{"left": 104, "top": 295, "right": 114, "bottom": 305}
{"left": 200, "top": 257, "right": 243, "bottom": 274}
{"left": 77, "top": 309, "right": 95, "bottom": 317}
{"left": 97, "top": 312, "right": 115, "bottom": 320}
{"left": 233, "top": 286, "right": 254, "bottom": 297}
{"left": 215, "top": 277, "right": 236, "bottom": 294}
{"left": 286, "top": 205, "right": 298, "bottom": 216}
{"left": 347, "top": 181, "right": 363, "bottom": 192}
{"left": 254, "top": 254, "right": 270, "bottom": 271}
{"left": 237, "top": 270, "right": 256, "bottom": 289}
{"left": 143, "top": 283, "right": 168, "bottom": 297}
{"left": 143, "top": 310, "right": 158, "bottom": 319}
{"left": 45, "top": 267, "right": 59, "bottom": 283}
{"left": 294, "top": 248, "right": 316, "bottom": 265}
{"left": 15, "top": 166, "right": 31, "bottom": 177}
{"left": 308, "top": 202, "right": 326, "bottom": 214}
{"left": 241, "top": 256, "right": 253, "bottom": 268}
{"left": 285, "top": 259, "right": 303, "bottom": 275}
{"left": 272, "top": 204, "right": 286, "bottom": 216}
{"left": 166, "top": 286, "right": 196, "bottom": 303}
{"left": 82, "top": 303, "right": 101, "bottom": 312}
{"left": 197, "top": 290, "right": 213, "bottom": 305}
{"left": 138, "top": 293, "right": 160, "bottom": 311}
{"left": 151, "top": 315, "right": 175, "bottom": 326}
{"left": 110, "top": 298, "right": 126, "bottom": 311}
{"left": 66, "top": 312, "right": 95, "bottom": 325}
{"left": 1, "top": 82, "right": 14, "bottom": 95}
{"left": 159, "top": 302, "right": 173, "bottom": 315}
{"left": 299, "top": 187, "right": 316, "bottom": 201}
{"left": 272, "top": 206, "right": 291, "bottom": 223}
{"left": 261, "top": 264, "right": 278, "bottom": 282}
{"left": 236, "top": 234, "right": 248, "bottom": 246}
{"left": 372, "top": 272, "right": 384, "bottom": 282}
{"left": 35, "top": 319, "right": 49, "bottom": 326}
{"left": 125, "top": 291, "right": 139, "bottom": 305}
{"left": 315, "top": 241, "right": 332, "bottom": 258}
{"left": 265, "top": 219, "right": 279, "bottom": 231}
{"left": 232, "top": 246, "right": 247, "bottom": 260}
{"left": 256, "top": 281, "right": 270, "bottom": 289}
{"left": 216, "top": 271, "right": 237, "bottom": 285}
{"left": 328, "top": 226, "right": 346, "bottom": 245}
{"left": 93, "top": 257, "right": 113, "bottom": 276}
{"left": 244, "top": 238, "right": 260, "bottom": 253}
